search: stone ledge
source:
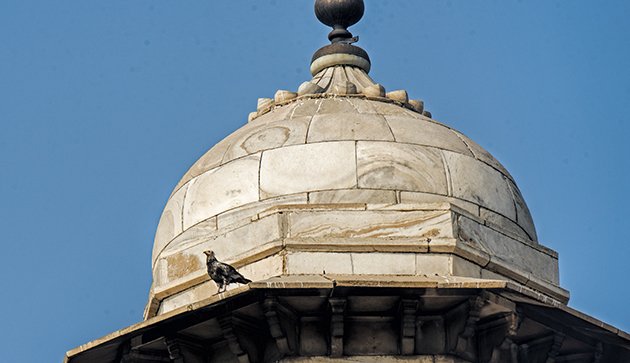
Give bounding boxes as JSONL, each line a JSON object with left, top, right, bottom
{"left": 148, "top": 205, "right": 566, "bottom": 317}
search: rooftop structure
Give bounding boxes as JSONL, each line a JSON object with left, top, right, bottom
{"left": 66, "top": 1, "right": 630, "bottom": 362}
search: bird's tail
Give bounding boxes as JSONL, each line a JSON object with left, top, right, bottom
{"left": 239, "top": 276, "right": 252, "bottom": 284}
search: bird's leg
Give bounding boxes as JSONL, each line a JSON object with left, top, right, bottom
{"left": 222, "top": 278, "right": 228, "bottom": 292}
{"left": 216, "top": 283, "right": 222, "bottom": 294}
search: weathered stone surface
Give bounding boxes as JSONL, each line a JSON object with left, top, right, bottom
{"left": 217, "top": 193, "right": 307, "bottom": 231}
{"left": 506, "top": 179, "right": 538, "bottom": 241}
{"left": 357, "top": 142, "right": 448, "bottom": 194}
{"left": 307, "top": 113, "right": 394, "bottom": 142}
{"left": 165, "top": 251, "right": 204, "bottom": 282}
{"left": 361, "top": 83, "right": 386, "bottom": 97}
{"left": 257, "top": 97, "right": 273, "bottom": 112}
{"left": 385, "top": 116, "right": 472, "bottom": 156}
{"left": 274, "top": 90, "right": 297, "bottom": 103}
{"left": 236, "top": 254, "right": 283, "bottom": 282}
{"left": 352, "top": 253, "right": 416, "bottom": 274}
{"left": 346, "top": 98, "right": 380, "bottom": 114}
{"left": 286, "top": 252, "right": 353, "bottom": 274}
{"left": 158, "top": 281, "right": 215, "bottom": 315}
{"left": 153, "top": 184, "right": 188, "bottom": 262}
{"left": 290, "top": 98, "right": 323, "bottom": 118}
{"left": 260, "top": 142, "right": 357, "bottom": 198}
{"left": 400, "top": 191, "right": 479, "bottom": 218}
{"left": 457, "top": 215, "right": 558, "bottom": 284}
{"left": 452, "top": 255, "right": 482, "bottom": 278}
{"left": 309, "top": 189, "right": 396, "bottom": 204}
{"left": 253, "top": 102, "right": 298, "bottom": 124}
{"left": 386, "top": 89, "right": 409, "bottom": 103}
{"left": 200, "top": 214, "right": 283, "bottom": 264}
{"left": 288, "top": 210, "right": 453, "bottom": 241}
{"left": 479, "top": 207, "right": 530, "bottom": 242}
{"left": 408, "top": 99, "right": 424, "bottom": 113}
{"left": 317, "top": 97, "right": 359, "bottom": 114}
{"left": 297, "top": 81, "right": 324, "bottom": 96}
{"left": 155, "top": 217, "right": 217, "bottom": 263}
{"left": 369, "top": 101, "right": 421, "bottom": 118}
{"left": 443, "top": 151, "right": 516, "bottom": 220}
{"left": 157, "top": 215, "right": 282, "bottom": 288}
{"left": 416, "top": 254, "right": 451, "bottom": 276}
{"left": 345, "top": 318, "right": 398, "bottom": 354}
{"left": 173, "top": 136, "right": 232, "bottom": 194}
{"left": 183, "top": 154, "right": 261, "bottom": 229}
{"left": 451, "top": 130, "right": 512, "bottom": 180}
{"left": 221, "top": 116, "right": 310, "bottom": 163}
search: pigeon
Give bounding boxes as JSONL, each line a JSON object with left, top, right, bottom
{"left": 203, "top": 250, "right": 252, "bottom": 293}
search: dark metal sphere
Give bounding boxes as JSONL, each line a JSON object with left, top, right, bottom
{"left": 314, "top": 0, "right": 364, "bottom": 28}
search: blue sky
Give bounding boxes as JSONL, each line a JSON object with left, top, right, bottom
{"left": 1, "top": 1, "right": 629, "bottom": 362}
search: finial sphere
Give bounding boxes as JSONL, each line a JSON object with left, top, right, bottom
{"left": 315, "top": 0, "right": 365, "bottom": 29}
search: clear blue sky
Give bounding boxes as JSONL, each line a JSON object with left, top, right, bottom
{"left": 1, "top": 1, "right": 629, "bottom": 362}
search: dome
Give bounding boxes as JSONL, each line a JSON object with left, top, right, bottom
{"left": 153, "top": 94, "right": 538, "bottom": 267}
{"left": 145, "top": 6, "right": 565, "bottom": 318}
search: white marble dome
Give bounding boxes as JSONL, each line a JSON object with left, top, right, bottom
{"left": 153, "top": 96, "right": 537, "bottom": 267}
{"left": 144, "top": 64, "right": 566, "bottom": 319}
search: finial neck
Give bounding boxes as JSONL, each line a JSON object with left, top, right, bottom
{"left": 311, "top": 0, "right": 370, "bottom": 75}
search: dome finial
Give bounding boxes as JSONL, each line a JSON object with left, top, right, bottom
{"left": 315, "top": 0, "right": 365, "bottom": 43}
{"left": 310, "top": 0, "right": 371, "bottom": 76}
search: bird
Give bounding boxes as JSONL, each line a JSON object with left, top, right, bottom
{"left": 203, "top": 250, "right": 252, "bottom": 293}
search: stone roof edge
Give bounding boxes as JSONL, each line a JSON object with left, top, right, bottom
{"left": 65, "top": 274, "right": 628, "bottom": 362}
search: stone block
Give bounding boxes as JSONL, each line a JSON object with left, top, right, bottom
{"left": 346, "top": 98, "right": 380, "bottom": 114}
{"left": 451, "top": 255, "right": 482, "bottom": 278}
{"left": 400, "top": 191, "right": 479, "bottom": 217}
{"left": 317, "top": 97, "right": 362, "bottom": 114}
{"left": 174, "top": 136, "right": 232, "bottom": 193}
{"left": 369, "top": 100, "right": 421, "bottom": 118}
{"left": 288, "top": 210, "right": 453, "bottom": 241}
{"left": 506, "top": 179, "right": 538, "bottom": 241}
{"left": 217, "top": 193, "right": 307, "bottom": 231}
{"left": 479, "top": 207, "right": 530, "bottom": 242}
{"left": 443, "top": 151, "right": 516, "bottom": 220}
{"left": 221, "top": 116, "right": 310, "bottom": 163}
{"left": 236, "top": 254, "right": 283, "bottom": 282}
{"left": 352, "top": 253, "right": 416, "bottom": 274}
{"left": 153, "top": 184, "right": 187, "bottom": 262}
{"left": 252, "top": 102, "right": 298, "bottom": 124}
{"left": 386, "top": 89, "right": 409, "bottom": 103}
{"left": 481, "top": 268, "right": 515, "bottom": 282}
{"left": 307, "top": 113, "right": 394, "bottom": 142}
{"left": 286, "top": 252, "right": 353, "bottom": 275}
{"left": 158, "top": 214, "right": 282, "bottom": 286}
{"left": 416, "top": 254, "right": 451, "bottom": 276}
{"left": 451, "top": 131, "right": 513, "bottom": 180}
{"left": 457, "top": 215, "right": 558, "bottom": 284}
{"left": 385, "top": 116, "right": 472, "bottom": 156}
{"left": 183, "top": 154, "right": 261, "bottom": 229}
{"left": 309, "top": 189, "right": 397, "bottom": 204}
{"left": 357, "top": 141, "right": 448, "bottom": 195}
{"left": 260, "top": 142, "right": 357, "bottom": 198}
{"left": 290, "top": 98, "right": 322, "bottom": 118}
{"left": 158, "top": 280, "right": 215, "bottom": 315}
{"left": 165, "top": 251, "right": 204, "bottom": 281}
{"left": 156, "top": 217, "right": 217, "bottom": 262}
{"left": 206, "top": 214, "right": 283, "bottom": 263}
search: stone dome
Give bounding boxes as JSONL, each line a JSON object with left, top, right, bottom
{"left": 153, "top": 94, "right": 537, "bottom": 268}
{"left": 145, "top": 17, "right": 565, "bottom": 318}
